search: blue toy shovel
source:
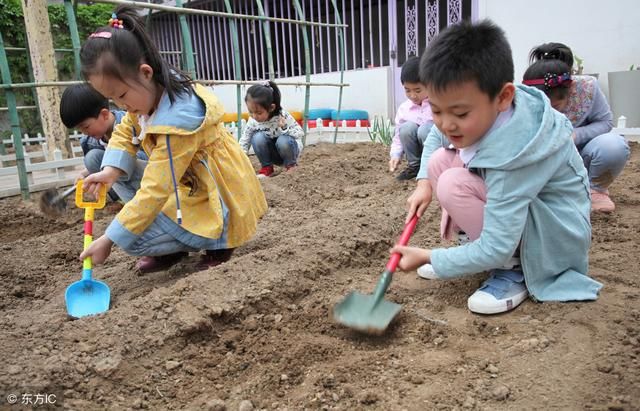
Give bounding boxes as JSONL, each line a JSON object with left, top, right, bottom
{"left": 65, "top": 180, "right": 110, "bottom": 318}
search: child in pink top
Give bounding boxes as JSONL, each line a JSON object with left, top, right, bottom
{"left": 389, "top": 56, "right": 434, "bottom": 180}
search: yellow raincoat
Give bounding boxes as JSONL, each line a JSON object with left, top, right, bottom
{"left": 103, "top": 84, "right": 267, "bottom": 250}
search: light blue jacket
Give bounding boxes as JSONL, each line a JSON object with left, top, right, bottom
{"left": 419, "top": 86, "right": 602, "bottom": 302}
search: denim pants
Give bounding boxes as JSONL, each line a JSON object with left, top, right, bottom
{"left": 100, "top": 155, "right": 198, "bottom": 256}
{"left": 85, "top": 148, "right": 149, "bottom": 201}
{"left": 578, "top": 132, "right": 630, "bottom": 192}
{"left": 251, "top": 132, "right": 299, "bottom": 167}
{"left": 399, "top": 121, "right": 434, "bottom": 168}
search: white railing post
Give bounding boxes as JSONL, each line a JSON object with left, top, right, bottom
{"left": 617, "top": 115, "right": 627, "bottom": 128}
{"left": 53, "top": 149, "right": 64, "bottom": 179}
{"left": 42, "top": 142, "right": 49, "bottom": 161}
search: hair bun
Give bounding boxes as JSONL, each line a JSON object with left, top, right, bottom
{"left": 542, "top": 50, "right": 560, "bottom": 60}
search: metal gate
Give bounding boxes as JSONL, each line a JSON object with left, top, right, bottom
{"left": 389, "top": 0, "right": 477, "bottom": 110}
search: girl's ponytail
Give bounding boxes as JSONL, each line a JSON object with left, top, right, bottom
{"left": 528, "top": 42, "right": 574, "bottom": 70}
{"left": 245, "top": 81, "right": 282, "bottom": 119}
{"left": 267, "top": 81, "right": 282, "bottom": 113}
{"left": 81, "top": 5, "right": 191, "bottom": 104}
{"left": 523, "top": 42, "right": 574, "bottom": 100}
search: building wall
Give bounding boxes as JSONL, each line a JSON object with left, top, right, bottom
{"left": 477, "top": 0, "right": 640, "bottom": 99}
{"left": 211, "top": 66, "right": 393, "bottom": 120}
{"left": 211, "top": 0, "right": 640, "bottom": 121}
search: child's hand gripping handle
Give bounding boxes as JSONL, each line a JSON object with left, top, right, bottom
{"left": 75, "top": 180, "right": 107, "bottom": 280}
{"left": 386, "top": 214, "right": 419, "bottom": 272}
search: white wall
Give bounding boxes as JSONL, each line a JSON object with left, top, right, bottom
{"left": 477, "top": 0, "right": 640, "bottom": 99}
{"left": 210, "top": 1, "right": 640, "bottom": 122}
{"left": 209, "top": 67, "right": 393, "bottom": 120}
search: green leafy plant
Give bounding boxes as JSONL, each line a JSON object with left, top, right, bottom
{"left": 629, "top": 64, "right": 640, "bottom": 71}
{"left": 367, "top": 116, "right": 393, "bottom": 146}
{"left": 0, "top": 1, "right": 111, "bottom": 134}
{"left": 573, "top": 54, "right": 584, "bottom": 75}
{"left": 48, "top": 3, "right": 112, "bottom": 80}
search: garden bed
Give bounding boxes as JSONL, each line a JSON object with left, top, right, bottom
{"left": 0, "top": 142, "right": 638, "bottom": 410}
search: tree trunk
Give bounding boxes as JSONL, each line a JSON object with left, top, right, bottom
{"left": 21, "top": 0, "right": 71, "bottom": 158}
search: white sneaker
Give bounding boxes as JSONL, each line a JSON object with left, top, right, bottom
{"left": 467, "top": 269, "right": 528, "bottom": 314}
{"left": 417, "top": 232, "right": 469, "bottom": 280}
{"left": 417, "top": 264, "right": 438, "bottom": 279}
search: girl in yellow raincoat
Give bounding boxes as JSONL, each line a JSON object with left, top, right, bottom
{"left": 79, "top": 5, "right": 267, "bottom": 273}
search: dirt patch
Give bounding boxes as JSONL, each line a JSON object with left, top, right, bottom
{"left": 0, "top": 142, "right": 638, "bottom": 410}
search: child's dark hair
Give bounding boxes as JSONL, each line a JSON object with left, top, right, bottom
{"left": 419, "top": 19, "right": 513, "bottom": 99}
{"left": 80, "top": 5, "right": 192, "bottom": 104}
{"left": 522, "top": 43, "right": 574, "bottom": 101}
{"left": 400, "top": 56, "right": 421, "bottom": 84}
{"left": 245, "top": 81, "right": 282, "bottom": 119}
{"left": 59, "top": 83, "right": 109, "bottom": 128}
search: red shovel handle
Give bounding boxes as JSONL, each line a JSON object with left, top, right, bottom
{"left": 385, "top": 214, "right": 419, "bottom": 272}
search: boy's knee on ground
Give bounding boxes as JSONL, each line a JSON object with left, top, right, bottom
{"left": 399, "top": 122, "right": 419, "bottom": 140}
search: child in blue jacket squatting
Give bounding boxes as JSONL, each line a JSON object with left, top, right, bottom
{"left": 78, "top": 5, "right": 267, "bottom": 273}
{"left": 394, "top": 20, "right": 602, "bottom": 315}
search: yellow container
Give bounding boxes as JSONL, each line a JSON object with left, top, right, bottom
{"left": 222, "top": 112, "right": 249, "bottom": 123}
{"left": 290, "top": 111, "right": 303, "bottom": 121}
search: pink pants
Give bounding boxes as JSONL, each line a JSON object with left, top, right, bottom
{"left": 428, "top": 148, "right": 487, "bottom": 241}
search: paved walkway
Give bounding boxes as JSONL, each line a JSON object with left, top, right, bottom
{"left": 0, "top": 165, "right": 84, "bottom": 198}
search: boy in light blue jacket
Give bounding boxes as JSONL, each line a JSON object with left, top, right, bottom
{"left": 394, "top": 20, "right": 602, "bottom": 314}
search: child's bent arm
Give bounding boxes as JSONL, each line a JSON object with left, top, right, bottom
{"left": 389, "top": 133, "right": 404, "bottom": 159}
{"left": 406, "top": 179, "right": 432, "bottom": 223}
{"left": 107, "top": 112, "right": 143, "bottom": 158}
{"left": 106, "top": 134, "right": 199, "bottom": 247}
{"left": 78, "top": 234, "right": 113, "bottom": 265}
{"left": 83, "top": 166, "right": 123, "bottom": 197}
{"left": 390, "top": 109, "right": 405, "bottom": 159}
{"left": 391, "top": 245, "right": 431, "bottom": 271}
{"left": 281, "top": 111, "right": 304, "bottom": 139}
{"left": 430, "top": 169, "right": 539, "bottom": 277}
{"left": 573, "top": 86, "right": 614, "bottom": 147}
{"left": 389, "top": 158, "right": 401, "bottom": 172}
{"left": 239, "top": 119, "right": 257, "bottom": 152}
{"left": 416, "top": 126, "right": 445, "bottom": 180}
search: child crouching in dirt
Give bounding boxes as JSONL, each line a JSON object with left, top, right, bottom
{"left": 239, "top": 81, "right": 304, "bottom": 178}
{"left": 393, "top": 20, "right": 602, "bottom": 314}
{"left": 59, "top": 83, "right": 148, "bottom": 203}
{"left": 389, "top": 56, "right": 434, "bottom": 180}
{"left": 78, "top": 5, "right": 267, "bottom": 273}
{"left": 523, "top": 43, "right": 630, "bottom": 213}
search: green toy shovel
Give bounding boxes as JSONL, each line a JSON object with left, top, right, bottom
{"left": 333, "top": 214, "right": 419, "bottom": 334}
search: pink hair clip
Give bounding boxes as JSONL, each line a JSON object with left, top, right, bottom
{"left": 89, "top": 31, "right": 112, "bottom": 39}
